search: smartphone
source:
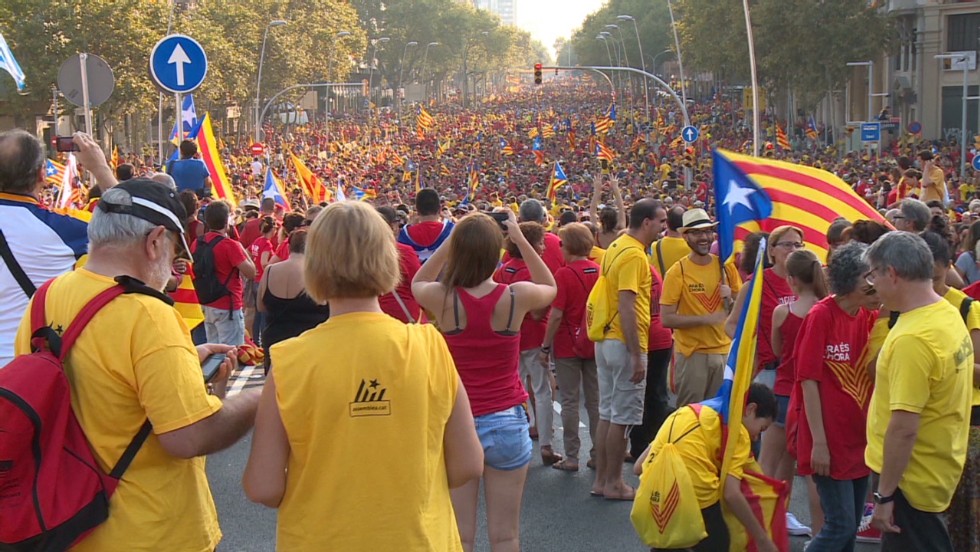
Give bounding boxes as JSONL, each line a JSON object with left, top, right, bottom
{"left": 55, "top": 136, "right": 79, "bottom": 152}
{"left": 201, "top": 353, "right": 226, "bottom": 383}
{"left": 490, "top": 212, "right": 510, "bottom": 230}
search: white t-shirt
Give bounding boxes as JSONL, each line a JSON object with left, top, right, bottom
{"left": 251, "top": 160, "right": 263, "bottom": 177}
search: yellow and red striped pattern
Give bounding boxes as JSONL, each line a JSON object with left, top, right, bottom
{"left": 198, "top": 113, "right": 238, "bottom": 207}
{"left": 775, "top": 124, "right": 791, "bottom": 150}
{"left": 169, "top": 274, "right": 204, "bottom": 330}
{"left": 723, "top": 461, "right": 789, "bottom": 552}
{"left": 722, "top": 150, "right": 887, "bottom": 262}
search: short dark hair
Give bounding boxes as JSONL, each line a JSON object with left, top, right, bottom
{"left": 918, "top": 149, "right": 934, "bottom": 161}
{"left": 920, "top": 230, "right": 953, "bottom": 266}
{"left": 115, "top": 163, "right": 135, "bottom": 181}
{"left": 667, "top": 206, "right": 686, "bottom": 232}
{"left": 375, "top": 205, "right": 397, "bottom": 225}
{"left": 204, "top": 200, "right": 231, "bottom": 230}
{"left": 0, "top": 129, "right": 45, "bottom": 194}
{"left": 628, "top": 198, "right": 664, "bottom": 230}
{"left": 416, "top": 188, "right": 440, "bottom": 216}
{"left": 747, "top": 382, "right": 777, "bottom": 420}
{"left": 558, "top": 210, "right": 578, "bottom": 227}
{"left": 179, "top": 140, "right": 198, "bottom": 158}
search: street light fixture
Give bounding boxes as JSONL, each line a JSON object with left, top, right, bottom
{"left": 419, "top": 42, "right": 440, "bottom": 101}
{"left": 398, "top": 41, "right": 419, "bottom": 110}
{"left": 256, "top": 19, "right": 287, "bottom": 140}
{"left": 618, "top": 14, "right": 649, "bottom": 120}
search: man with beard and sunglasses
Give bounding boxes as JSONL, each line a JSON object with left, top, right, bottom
{"left": 661, "top": 208, "right": 742, "bottom": 407}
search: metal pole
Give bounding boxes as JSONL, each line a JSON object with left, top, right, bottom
{"left": 666, "top": 0, "right": 688, "bottom": 107}
{"left": 742, "top": 0, "right": 760, "bottom": 156}
{"left": 256, "top": 26, "right": 271, "bottom": 141}
{"left": 52, "top": 85, "right": 59, "bottom": 136}
{"left": 626, "top": 17, "right": 649, "bottom": 121}
{"left": 79, "top": 53, "right": 93, "bottom": 137}
{"left": 174, "top": 91, "right": 181, "bottom": 151}
{"left": 963, "top": 64, "right": 969, "bottom": 179}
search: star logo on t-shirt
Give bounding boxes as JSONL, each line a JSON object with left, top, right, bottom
{"left": 369, "top": 379, "right": 380, "bottom": 389}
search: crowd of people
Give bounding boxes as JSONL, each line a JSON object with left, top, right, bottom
{"left": 0, "top": 81, "right": 978, "bottom": 552}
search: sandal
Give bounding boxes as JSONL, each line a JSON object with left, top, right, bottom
{"left": 586, "top": 459, "right": 596, "bottom": 470}
{"left": 551, "top": 459, "right": 579, "bottom": 472}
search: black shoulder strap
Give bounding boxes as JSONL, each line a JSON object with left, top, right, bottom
{"left": 0, "top": 228, "right": 37, "bottom": 297}
{"left": 109, "top": 420, "right": 153, "bottom": 479}
{"left": 887, "top": 310, "right": 900, "bottom": 329}
{"left": 961, "top": 297, "right": 974, "bottom": 323}
{"left": 655, "top": 239, "right": 666, "bottom": 276}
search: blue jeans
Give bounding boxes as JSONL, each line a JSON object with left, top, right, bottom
{"left": 474, "top": 405, "right": 532, "bottom": 471}
{"left": 808, "top": 475, "right": 868, "bottom": 552}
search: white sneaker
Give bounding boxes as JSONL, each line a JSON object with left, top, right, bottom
{"left": 786, "top": 512, "right": 812, "bottom": 536}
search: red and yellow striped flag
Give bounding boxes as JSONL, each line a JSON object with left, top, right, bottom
{"left": 169, "top": 274, "right": 204, "bottom": 330}
{"left": 198, "top": 114, "right": 238, "bottom": 206}
{"left": 290, "top": 153, "right": 326, "bottom": 203}
{"left": 721, "top": 150, "right": 887, "bottom": 261}
{"left": 775, "top": 124, "right": 791, "bottom": 150}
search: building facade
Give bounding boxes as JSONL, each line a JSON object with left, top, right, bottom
{"left": 472, "top": 0, "right": 517, "bottom": 27}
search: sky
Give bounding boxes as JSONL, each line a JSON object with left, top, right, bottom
{"left": 515, "top": 0, "right": 607, "bottom": 59}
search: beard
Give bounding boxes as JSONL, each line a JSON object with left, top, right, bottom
{"left": 147, "top": 254, "right": 174, "bottom": 292}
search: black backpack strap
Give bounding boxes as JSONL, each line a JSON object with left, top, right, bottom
{"left": 655, "top": 239, "right": 666, "bottom": 276}
{"left": 0, "top": 228, "right": 37, "bottom": 297}
{"left": 887, "top": 310, "right": 900, "bottom": 329}
{"left": 109, "top": 420, "right": 153, "bottom": 479}
{"left": 961, "top": 297, "right": 974, "bottom": 323}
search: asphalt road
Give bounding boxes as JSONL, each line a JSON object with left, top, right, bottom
{"left": 208, "top": 372, "right": 877, "bottom": 551}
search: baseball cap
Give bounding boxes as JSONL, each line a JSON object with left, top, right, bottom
{"left": 97, "top": 179, "right": 191, "bottom": 258}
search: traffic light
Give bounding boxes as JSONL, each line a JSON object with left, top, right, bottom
{"left": 534, "top": 63, "right": 542, "bottom": 85}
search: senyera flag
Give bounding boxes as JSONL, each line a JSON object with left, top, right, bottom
{"left": 700, "top": 240, "right": 789, "bottom": 551}
{"left": 713, "top": 149, "right": 887, "bottom": 262}
{"left": 197, "top": 113, "right": 238, "bottom": 207}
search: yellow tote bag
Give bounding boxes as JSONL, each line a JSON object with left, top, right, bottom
{"left": 630, "top": 413, "right": 707, "bottom": 548}
{"left": 585, "top": 242, "right": 638, "bottom": 341}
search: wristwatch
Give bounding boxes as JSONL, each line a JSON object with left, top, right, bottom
{"left": 872, "top": 491, "right": 895, "bottom": 505}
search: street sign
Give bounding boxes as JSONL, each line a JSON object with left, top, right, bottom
{"left": 149, "top": 34, "right": 208, "bottom": 93}
{"left": 860, "top": 122, "right": 880, "bottom": 143}
{"left": 57, "top": 54, "right": 114, "bottom": 107}
{"left": 908, "top": 121, "right": 922, "bottom": 134}
{"left": 681, "top": 125, "right": 699, "bottom": 143}
{"left": 972, "top": 154, "right": 980, "bottom": 172}
{"left": 250, "top": 143, "right": 265, "bottom": 156}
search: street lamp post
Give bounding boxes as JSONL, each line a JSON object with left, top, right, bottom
{"left": 368, "top": 37, "right": 390, "bottom": 109}
{"left": 325, "top": 31, "right": 351, "bottom": 140}
{"left": 255, "top": 19, "right": 287, "bottom": 142}
{"left": 618, "top": 14, "right": 649, "bottom": 120}
{"left": 397, "top": 41, "right": 418, "bottom": 112}
{"left": 419, "top": 42, "right": 440, "bottom": 102}
{"left": 665, "top": 0, "right": 688, "bottom": 107}
{"left": 605, "top": 24, "right": 631, "bottom": 100}
{"left": 937, "top": 54, "right": 970, "bottom": 178}
{"left": 599, "top": 32, "right": 622, "bottom": 95}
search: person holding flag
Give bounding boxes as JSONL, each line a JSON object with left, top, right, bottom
{"left": 168, "top": 140, "right": 212, "bottom": 199}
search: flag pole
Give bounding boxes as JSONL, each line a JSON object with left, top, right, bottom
{"left": 742, "top": 0, "right": 760, "bottom": 157}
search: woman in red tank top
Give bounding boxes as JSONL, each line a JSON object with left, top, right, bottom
{"left": 768, "top": 249, "right": 829, "bottom": 538}
{"left": 412, "top": 210, "right": 556, "bottom": 552}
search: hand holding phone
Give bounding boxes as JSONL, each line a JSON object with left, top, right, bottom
{"left": 201, "top": 353, "right": 226, "bottom": 383}
{"left": 489, "top": 211, "right": 510, "bottom": 230}
{"left": 55, "top": 136, "right": 79, "bottom": 152}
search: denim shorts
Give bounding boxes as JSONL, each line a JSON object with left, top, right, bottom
{"left": 474, "top": 405, "right": 532, "bottom": 471}
{"left": 775, "top": 394, "right": 790, "bottom": 427}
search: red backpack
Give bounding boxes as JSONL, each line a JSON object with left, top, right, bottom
{"left": 0, "top": 280, "right": 151, "bottom": 552}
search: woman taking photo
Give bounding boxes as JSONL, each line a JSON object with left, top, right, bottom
{"left": 413, "top": 211, "right": 556, "bottom": 552}
{"left": 243, "top": 201, "right": 483, "bottom": 551}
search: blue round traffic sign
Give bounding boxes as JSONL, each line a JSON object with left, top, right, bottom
{"left": 908, "top": 121, "right": 922, "bottom": 135}
{"left": 149, "top": 34, "right": 208, "bottom": 93}
{"left": 681, "top": 125, "right": 699, "bottom": 143}
{"left": 972, "top": 154, "right": 980, "bottom": 172}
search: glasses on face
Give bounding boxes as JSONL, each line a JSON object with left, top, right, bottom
{"left": 864, "top": 266, "right": 882, "bottom": 287}
{"left": 861, "top": 284, "right": 877, "bottom": 296}
{"left": 774, "top": 241, "right": 804, "bottom": 250}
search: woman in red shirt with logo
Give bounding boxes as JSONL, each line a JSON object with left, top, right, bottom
{"left": 793, "top": 242, "right": 879, "bottom": 551}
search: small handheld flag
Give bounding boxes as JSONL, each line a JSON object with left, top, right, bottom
{"left": 547, "top": 162, "right": 568, "bottom": 201}
{"left": 713, "top": 149, "right": 774, "bottom": 264}
{"left": 0, "top": 33, "right": 26, "bottom": 92}
{"left": 262, "top": 168, "right": 291, "bottom": 212}
{"left": 806, "top": 116, "right": 818, "bottom": 140}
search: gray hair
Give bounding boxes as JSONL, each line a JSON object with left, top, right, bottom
{"left": 519, "top": 199, "right": 546, "bottom": 223}
{"left": 864, "top": 231, "right": 934, "bottom": 283}
{"left": 827, "top": 241, "right": 870, "bottom": 296}
{"left": 150, "top": 172, "right": 176, "bottom": 190}
{"left": 88, "top": 187, "right": 157, "bottom": 250}
{"left": 0, "top": 130, "right": 45, "bottom": 194}
{"left": 899, "top": 199, "right": 930, "bottom": 232}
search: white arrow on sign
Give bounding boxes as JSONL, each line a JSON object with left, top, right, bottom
{"left": 684, "top": 128, "right": 695, "bottom": 141}
{"left": 167, "top": 44, "right": 191, "bottom": 86}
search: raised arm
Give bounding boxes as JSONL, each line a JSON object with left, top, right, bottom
{"left": 608, "top": 174, "right": 626, "bottom": 229}
{"left": 503, "top": 218, "right": 557, "bottom": 312}
{"left": 589, "top": 173, "right": 602, "bottom": 223}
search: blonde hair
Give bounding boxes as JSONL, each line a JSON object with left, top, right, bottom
{"left": 305, "top": 201, "right": 400, "bottom": 301}
{"left": 767, "top": 225, "right": 803, "bottom": 260}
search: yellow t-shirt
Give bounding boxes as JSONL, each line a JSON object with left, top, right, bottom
{"left": 648, "top": 404, "right": 751, "bottom": 509}
{"left": 271, "top": 312, "right": 462, "bottom": 551}
{"left": 661, "top": 256, "right": 743, "bottom": 357}
{"left": 649, "top": 235, "right": 691, "bottom": 278}
{"left": 920, "top": 165, "right": 947, "bottom": 204}
{"left": 600, "top": 234, "right": 652, "bottom": 352}
{"left": 589, "top": 245, "right": 606, "bottom": 266}
{"left": 865, "top": 299, "right": 974, "bottom": 512}
{"left": 14, "top": 269, "right": 222, "bottom": 552}
{"left": 943, "top": 288, "right": 980, "bottom": 407}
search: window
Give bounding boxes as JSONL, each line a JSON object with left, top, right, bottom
{"left": 947, "top": 13, "right": 980, "bottom": 53}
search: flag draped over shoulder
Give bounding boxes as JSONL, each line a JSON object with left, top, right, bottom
{"left": 198, "top": 114, "right": 238, "bottom": 206}
{"left": 713, "top": 149, "right": 886, "bottom": 261}
{"left": 547, "top": 162, "right": 568, "bottom": 201}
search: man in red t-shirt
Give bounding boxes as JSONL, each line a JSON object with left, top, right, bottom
{"left": 191, "top": 200, "right": 256, "bottom": 346}
{"left": 397, "top": 189, "right": 454, "bottom": 263}
{"left": 376, "top": 206, "right": 424, "bottom": 323}
{"left": 499, "top": 199, "right": 565, "bottom": 274}
{"left": 239, "top": 197, "right": 275, "bottom": 250}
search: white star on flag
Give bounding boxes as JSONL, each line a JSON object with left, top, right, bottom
{"left": 723, "top": 179, "right": 757, "bottom": 215}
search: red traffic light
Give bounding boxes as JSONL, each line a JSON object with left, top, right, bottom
{"left": 534, "top": 62, "right": 542, "bottom": 85}
{"left": 534, "top": 63, "right": 542, "bottom": 70}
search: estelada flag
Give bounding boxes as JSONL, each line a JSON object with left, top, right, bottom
{"left": 713, "top": 149, "right": 887, "bottom": 262}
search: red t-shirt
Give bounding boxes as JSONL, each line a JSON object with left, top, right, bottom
{"left": 406, "top": 221, "right": 448, "bottom": 248}
{"left": 379, "top": 242, "right": 425, "bottom": 323}
{"left": 793, "top": 297, "right": 876, "bottom": 480}
{"left": 773, "top": 308, "right": 805, "bottom": 396}
{"left": 551, "top": 260, "right": 600, "bottom": 358}
{"left": 494, "top": 258, "right": 547, "bottom": 351}
{"left": 500, "top": 231, "right": 566, "bottom": 276}
{"left": 191, "top": 232, "right": 248, "bottom": 310}
{"left": 274, "top": 237, "right": 290, "bottom": 262}
{"left": 964, "top": 280, "right": 980, "bottom": 301}
{"left": 239, "top": 218, "right": 263, "bottom": 250}
{"left": 648, "top": 266, "right": 673, "bottom": 351}
{"left": 249, "top": 236, "right": 274, "bottom": 281}
{"left": 757, "top": 268, "right": 796, "bottom": 369}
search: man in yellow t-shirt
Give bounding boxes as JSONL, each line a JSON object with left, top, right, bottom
{"left": 14, "top": 180, "right": 261, "bottom": 552}
{"left": 590, "top": 199, "right": 666, "bottom": 502}
{"left": 650, "top": 205, "right": 692, "bottom": 278}
{"left": 864, "top": 233, "right": 972, "bottom": 551}
{"left": 661, "top": 208, "right": 742, "bottom": 407}
{"left": 918, "top": 150, "right": 947, "bottom": 205}
{"left": 634, "top": 383, "right": 779, "bottom": 551}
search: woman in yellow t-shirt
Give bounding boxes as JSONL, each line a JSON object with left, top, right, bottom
{"left": 243, "top": 201, "right": 484, "bottom": 552}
